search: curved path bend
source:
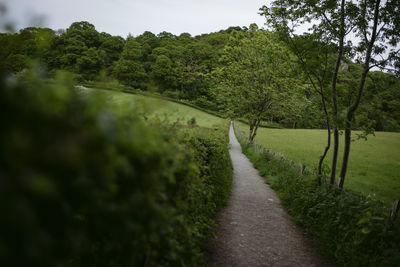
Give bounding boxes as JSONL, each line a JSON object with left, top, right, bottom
{"left": 209, "top": 123, "right": 330, "bottom": 267}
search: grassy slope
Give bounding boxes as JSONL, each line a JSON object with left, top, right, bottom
{"left": 83, "top": 88, "right": 225, "bottom": 128}
{"left": 238, "top": 122, "right": 400, "bottom": 205}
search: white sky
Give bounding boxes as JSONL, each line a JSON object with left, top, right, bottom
{"left": 2, "top": 0, "right": 270, "bottom": 37}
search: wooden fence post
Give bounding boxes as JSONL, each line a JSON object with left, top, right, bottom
{"left": 390, "top": 199, "right": 400, "bottom": 223}
{"left": 300, "top": 164, "right": 306, "bottom": 175}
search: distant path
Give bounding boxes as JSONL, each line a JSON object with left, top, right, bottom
{"left": 209, "top": 123, "right": 330, "bottom": 267}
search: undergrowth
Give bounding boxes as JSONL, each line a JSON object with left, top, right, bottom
{"left": 234, "top": 123, "right": 400, "bottom": 267}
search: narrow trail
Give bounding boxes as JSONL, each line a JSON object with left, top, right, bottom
{"left": 209, "top": 123, "right": 330, "bottom": 267}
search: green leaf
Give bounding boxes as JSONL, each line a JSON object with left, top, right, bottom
{"left": 357, "top": 217, "right": 369, "bottom": 225}
{"left": 361, "top": 227, "right": 371, "bottom": 234}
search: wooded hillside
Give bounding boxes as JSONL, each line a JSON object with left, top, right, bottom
{"left": 1, "top": 21, "right": 399, "bottom": 132}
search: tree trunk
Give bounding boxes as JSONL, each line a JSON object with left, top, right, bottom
{"left": 338, "top": 120, "right": 351, "bottom": 188}
{"left": 248, "top": 120, "right": 254, "bottom": 142}
{"left": 330, "top": 128, "right": 339, "bottom": 185}
{"left": 338, "top": 0, "right": 380, "bottom": 189}
{"left": 249, "top": 119, "right": 261, "bottom": 142}
{"left": 317, "top": 96, "right": 331, "bottom": 186}
{"left": 338, "top": 49, "right": 373, "bottom": 188}
{"left": 330, "top": 0, "right": 346, "bottom": 186}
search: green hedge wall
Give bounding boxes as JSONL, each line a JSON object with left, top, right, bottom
{"left": 0, "top": 70, "right": 232, "bottom": 267}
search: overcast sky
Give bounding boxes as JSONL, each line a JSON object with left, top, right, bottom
{"left": 2, "top": 0, "right": 270, "bottom": 37}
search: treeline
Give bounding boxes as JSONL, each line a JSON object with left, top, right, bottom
{"left": 0, "top": 21, "right": 237, "bottom": 111}
{"left": 0, "top": 69, "right": 233, "bottom": 266}
{"left": 1, "top": 21, "right": 400, "bottom": 131}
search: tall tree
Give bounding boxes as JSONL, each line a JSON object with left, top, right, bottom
{"left": 338, "top": 0, "right": 400, "bottom": 188}
{"left": 99, "top": 33, "right": 125, "bottom": 69}
{"left": 261, "top": 0, "right": 351, "bottom": 185}
{"left": 216, "top": 26, "right": 293, "bottom": 142}
{"left": 113, "top": 39, "right": 147, "bottom": 88}
{"left": 76, "top": 47, "right": 105, "bottom": 80}
{"left": 263, "top": 27, "right": 336, "bottom": 184}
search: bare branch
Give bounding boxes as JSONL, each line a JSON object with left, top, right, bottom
{"left": 321, "top": 11, "right": 338, "bottom": 36}
{"left": 369, "top": 47, "right": 400, "bottom": 70}
{"left": 376, "top": 22, "right": 387, "bottom": 40}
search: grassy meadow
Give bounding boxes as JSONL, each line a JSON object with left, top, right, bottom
{"left": 238, "top": 122, "right": 400, "bottom": 205}
{"left": 81, "top": 87, "right": 225, "bottom": 128}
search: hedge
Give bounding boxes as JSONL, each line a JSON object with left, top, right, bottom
{"left": 0, "top": 70, "right": 232, "bottom": 266}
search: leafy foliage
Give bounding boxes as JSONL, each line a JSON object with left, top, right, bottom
{"left": 0, "top": 69, "right": 232, "bottom": 266}
{"left": 215, "top": 27, "right": 295, "bottom": 141}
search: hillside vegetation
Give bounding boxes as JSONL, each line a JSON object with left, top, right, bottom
{"left": 81, "top": 87, "right": 225, "bottom": 128}
{"left": 1, "top": 21, "right": 399, "bottom": 132}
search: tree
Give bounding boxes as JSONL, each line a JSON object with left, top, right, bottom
{"left": 0, "top": 28, "right": 55, "bottom": 73}
{"left": 4, "top": 54, "right": 30, "bottom": 72}
{"left": 151, "top": 54, "right": 175, "bottom": 91}
{"left": 76, "top": 47, "right": 105, "bottom": 80}
{"left": 260, "top": 31, "right": 337, "bottom": 184}
{"left": 261, "top": 0, "right": 351, "bottom": 185}
{"left": 19, "top": 27, "right": 55, "bottom": 59}
{"left": 113, "top": 39, "right": 147, "bottom": 87}
{"left": 338, "top": 0, "right": 400, "bottom": 188}
{"left": 216, "top": 26, "right": 293, "bottom": 142}
{"left": 99, "top": 33, "right": 125, "bottom": 68}
{"left": 135, "top": 31, "right": 160, "bottom": 72}
{"left": 58, "top": 38, "right": 88, "bottom": 71}
{"left": 66, "top": 21, "right": 101, "bottom": 48}
{"left": 362, "top": 71, "right": 400, "bottom": 131}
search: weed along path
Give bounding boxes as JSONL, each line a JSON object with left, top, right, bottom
{"left": 209, "top": 123, "right": 330, "bottom": 267}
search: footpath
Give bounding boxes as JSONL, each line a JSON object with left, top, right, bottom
{"left": 209, "top": 124, "right": 331, "bottom": 267}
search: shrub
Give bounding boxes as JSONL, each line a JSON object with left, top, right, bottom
{"left": 0, "top": 70, "right": 232, "bottom": 267}
{"left": 234, "top": 123, "right": 400, "bottom": 267}
{"left": 187, "top": 117, "right": 197, "bottom": 126}
{"left": 186, "top": 125, "right": 233, "bottom": 210}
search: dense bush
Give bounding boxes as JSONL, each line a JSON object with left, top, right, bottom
{"left": 185, "top": 126, "right": 233, "bottom": 210}
{"left": 234, "top": 124, "right": 400, "bottom": 267}
{"left": 0, "top": 70, "right": 232, "bottom": 267}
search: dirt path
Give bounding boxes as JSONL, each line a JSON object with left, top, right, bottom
{"left": 209, "top": 123, "right": 330, "bottom": 267}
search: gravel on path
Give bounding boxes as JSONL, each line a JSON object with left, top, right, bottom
{"left": 209, "top": 123, "right": 331, "bottom": 267}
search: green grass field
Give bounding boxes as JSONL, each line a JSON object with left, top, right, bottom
{"left": 81, "top": 88, "right": 225, "bottom": 128}
{"left": 238, "top": 122, "right": 400, "bottom": 205}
